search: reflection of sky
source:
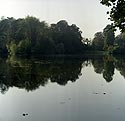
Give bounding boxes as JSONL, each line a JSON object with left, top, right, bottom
{"left": 0, "top": 66, "right": 125, "bottom": 121}
{"left": 0, "top": 0, "right": 110, "bottom": 38}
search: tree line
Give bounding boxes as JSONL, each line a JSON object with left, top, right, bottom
{"left": 0, "top": 16, "right": 85, "bottom": 55}
{"left": 0, "top": 16, "right": 125, "bottom": 56}
{"left": 90, "top": 24, "right": 125, "bottom": 54}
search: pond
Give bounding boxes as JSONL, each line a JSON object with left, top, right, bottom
{"left": 0, "top": 55, "right": 125, "bottom": 121}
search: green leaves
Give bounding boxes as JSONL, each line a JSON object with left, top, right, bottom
{"left": 0, "top": 16, "right": 85, "bottom": 55}
{"left": 100, "top": 0, "right": 125, "bottom": 32}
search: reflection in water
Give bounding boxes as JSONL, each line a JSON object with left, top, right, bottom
{"left": 0, "top": 55, "right": 125, "bottom": 94}
{"left": 0, "top": 56, "right": 85, "bottom": 93}
{"left": 92, "top": 56, "right": 115, "bottom": 82}
{"left": 115, "top": 57, "right": 125, "bottom": 78}
{"left": 103, "top": 56, "right": 115, "bottom": 82}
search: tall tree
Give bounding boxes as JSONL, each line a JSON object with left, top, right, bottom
{"left": 0, "top": 17, "right": 15, "bottom": 54}
{"left": 92, "top": 32, "right": 104, "bottom": 50}
{"left": 51, "top": 20, "right": 84, "bottom": 54}
{"left": 103, "top": 24, "right": 115, "bottom": 52}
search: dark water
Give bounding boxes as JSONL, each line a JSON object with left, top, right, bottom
{"left": 0, "top": 56, "right": 125, "bottom": 121}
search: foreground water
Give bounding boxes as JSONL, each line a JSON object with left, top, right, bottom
{"left": 0, "top": 56, "right": 125, "bottom": 121}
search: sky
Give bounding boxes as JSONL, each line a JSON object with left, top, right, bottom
{"left": 0, "top": 0, "right": 111, "bottom": 38}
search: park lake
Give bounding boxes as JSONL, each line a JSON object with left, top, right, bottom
{"left": 0, "top": 55, "right": 125, "bottom": 121}
{"left": 0, "top": 0, "right": 124, "bottom": 120}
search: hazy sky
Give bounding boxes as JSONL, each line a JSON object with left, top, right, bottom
{"left": 0, "top": 0, "right": 111, "bottom": 38}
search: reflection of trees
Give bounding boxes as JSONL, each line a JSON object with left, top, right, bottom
{"left": 90, "top": 56, "right": 125, "bottom": 82}
{"left": 49, "top": 61, "right": 82, "bottom": 85}
{"left": 2, "top": 55, "right": 125, "bottom": 94}
{"left": 115, "top": 57, "right": 125, "bottom": 78}
{"left": 103, "top": 57, "right": 115, "bottom": 82}
{"left": 92, "top": 56, "right": 115, "bottom": 82}
{"left": 0, "top": 58, "right": 10, "bottom": 94}
{"left": 0, "top": 56, "right": 84, "bottom": 93}
{"left": 92, "top": 58, "right": 104, "bottom": 74}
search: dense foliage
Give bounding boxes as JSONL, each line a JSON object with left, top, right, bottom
{"left": 92, "top": 32, "right": 104, "bottom": 51}
{"left": 0, "top": 16, "right": 85, "bottom": 55}
{"left": 113, "top": 32, "right": 125, "bottom": 54}
{"left": 91, "top": 24, "right": 115, "bottom": 53}
{"left": 0, "top": 16, "right": 125, "bottom": 55}
{"left": 100, "top": 0, "right": 125, "bottom": 32}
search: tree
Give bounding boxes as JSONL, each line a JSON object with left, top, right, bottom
{"left": 0, "top": 17, "right": 14, "bottom": 54}
{"left": 56, "top": 43, "right": 64, "bottom": 54}
{"left": 103, "top": 24, "right": 115, "bottom": 52}
{"left": 92, "top": 32, "right": 104, "bottom": 50}
{"left": 0, "top": 17, "right": 86, "bottom": 55}
{"left": 100, "top": 0, "right": 125, "bottom": 32}
{"left": 24, "top": 16, "right": 42, "bottom": 47}
{"left": 11, "top": 18, "right": 27, "bottom": 43}
{"left": 50, "top": 20, "right": 85, "bottom": 54}
{"left": 34, "top": 37, "right": 55, "bottom": 55}
{"left": 115, "top": 32, "right": 125, "bottom": 48}
{"left": 113, "top": 32, "right": 125, "bottom": 54}
{"left": 16, "top": 39, "right": 31, "bottom": 55}
{"left": 9, "top": 41, "right": 17, "bottom": 55}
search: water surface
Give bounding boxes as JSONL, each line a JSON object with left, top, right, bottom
{"left": 0, "top": 56, "right": 125, "bottom": 121}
